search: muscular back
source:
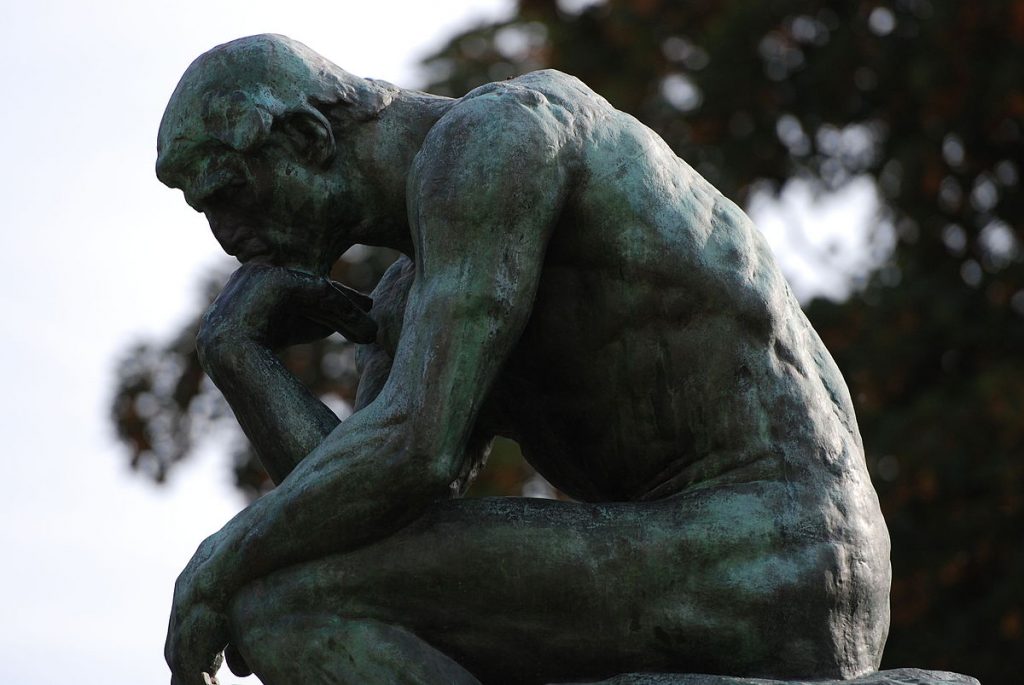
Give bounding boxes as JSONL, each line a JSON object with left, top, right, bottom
{"left": 370, "top": 70, "right": 868, "bottom": 509}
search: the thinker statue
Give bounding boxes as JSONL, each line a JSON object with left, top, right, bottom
{"left": 156, "top": 35, "right": 973, "bottom": 685}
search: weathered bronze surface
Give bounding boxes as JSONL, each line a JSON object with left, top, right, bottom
{"left": 156, "top": 35, "right": 971, "bottom": 685}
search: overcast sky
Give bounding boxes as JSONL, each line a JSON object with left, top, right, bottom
{"left": 0, "top": 2, "right": 878, "bottom": 683}
{"left": 0, "top": 2, "right": 510, "bottom": 683}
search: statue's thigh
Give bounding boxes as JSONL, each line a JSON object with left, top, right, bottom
{"left": 230, "top": 484, "right": 883, "bottom": 682}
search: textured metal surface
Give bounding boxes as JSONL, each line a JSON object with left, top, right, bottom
{"left": 154, "top": 34, "right": 906, "bottom": 685}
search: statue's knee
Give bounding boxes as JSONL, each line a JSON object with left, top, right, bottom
{"left": 783, "top": 540, "right": 888, "bottom": 676}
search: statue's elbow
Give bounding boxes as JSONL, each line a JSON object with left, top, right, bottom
{"left": 390, "top": 421, "right": 465, "bottom": 497}
{"left": 362, "top": 387, "right": 470, "bottom": 498}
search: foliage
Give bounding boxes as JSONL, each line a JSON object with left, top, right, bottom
{"left": 113, "top": 1, "right": 1023, "bottom": 681}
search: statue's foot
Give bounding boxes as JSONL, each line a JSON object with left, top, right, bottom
{"left": 563, "top": 668, "right": 980, "bottom": 685}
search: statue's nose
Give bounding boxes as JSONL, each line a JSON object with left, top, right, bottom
{"left": 154, "top": 151, "right": 177, "bottom": 189}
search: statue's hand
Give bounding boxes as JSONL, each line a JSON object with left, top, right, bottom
{"left": 198, "top": 262, "right": 376, "bottom": 360}
{"left": 165, "top": 536, "right": 229, "bottom": 685}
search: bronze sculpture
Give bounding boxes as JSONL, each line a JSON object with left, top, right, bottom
{"left": 156, "top": 34, "right": 973, "bottom": 685}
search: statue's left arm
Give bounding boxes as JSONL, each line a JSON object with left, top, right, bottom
{"left": 166, "top": 98, "right": 568, "bottom": 684}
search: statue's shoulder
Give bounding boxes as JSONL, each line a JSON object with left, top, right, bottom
{"left": 420, "top": 70, "right": 597, "bottom": 165}
{"left": 452, "top": 69, "right": 612, "bottom": 120}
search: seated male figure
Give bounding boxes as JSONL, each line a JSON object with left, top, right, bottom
{"left": 156, "top": 34, "right": 890, "bottom": 685}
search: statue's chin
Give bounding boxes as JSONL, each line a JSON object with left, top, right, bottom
{"left": 237, "top": 249, "right": 327, "bottom": 275}
{"left": 234, "top": 248, "right": 273, "bottom": 264}
{"left": 229, "top": 238, "right": 274, "bottom": 264}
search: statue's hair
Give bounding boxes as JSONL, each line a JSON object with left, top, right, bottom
{"left": 157, "top": 34, "right": 396, "bottom": 167}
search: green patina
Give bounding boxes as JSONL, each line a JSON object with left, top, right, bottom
{"left": 156, "top": 34, "right": 909, "bottom": 685}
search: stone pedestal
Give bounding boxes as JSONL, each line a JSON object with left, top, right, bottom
{"left": 572, "top": 669, "right": 980, "bottom": 685}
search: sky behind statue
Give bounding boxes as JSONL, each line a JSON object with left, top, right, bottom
{"left": 0, "top": 2, "right": 508, "bottom": 683}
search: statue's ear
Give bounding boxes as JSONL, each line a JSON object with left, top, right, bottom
{"left": 273, "top": 111, "right": 337, "bottom": 167}
{"left": 201, "top": 90, "right": 272, "bottom": 152}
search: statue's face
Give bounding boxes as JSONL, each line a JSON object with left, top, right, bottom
{"left": 159, "top": 131, "right": 350, "bottom": 272}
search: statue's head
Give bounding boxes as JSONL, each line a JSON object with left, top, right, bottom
{"left": 156, "top": 34, "right": 395, "bottom": 270}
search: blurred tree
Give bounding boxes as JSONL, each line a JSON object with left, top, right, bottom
{"left": 419, "top": 3, "right": 1023, "bottom": 680}
{"left": 114, "top": 1, "right": 1022, "bottom": 680}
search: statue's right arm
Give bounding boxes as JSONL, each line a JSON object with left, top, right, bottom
{"left": 185, "top": 95, "right": 568, "bottom": 605}
{"left": 196, "top": 265, "right": 376, "bottom": 485}
{"left": 198, "top": 253, "right": 410, "bottom": 485}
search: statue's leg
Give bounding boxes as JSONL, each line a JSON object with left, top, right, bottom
{"left": 228, "top": 481, "right": 888, "bottom": 684}
{"left": 230, "top": 609, "right": 481, "bottom": 684}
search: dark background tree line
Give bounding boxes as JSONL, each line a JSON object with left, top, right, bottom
{"left": 112, "top": 1, "right": 1024, "bottom": 681}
